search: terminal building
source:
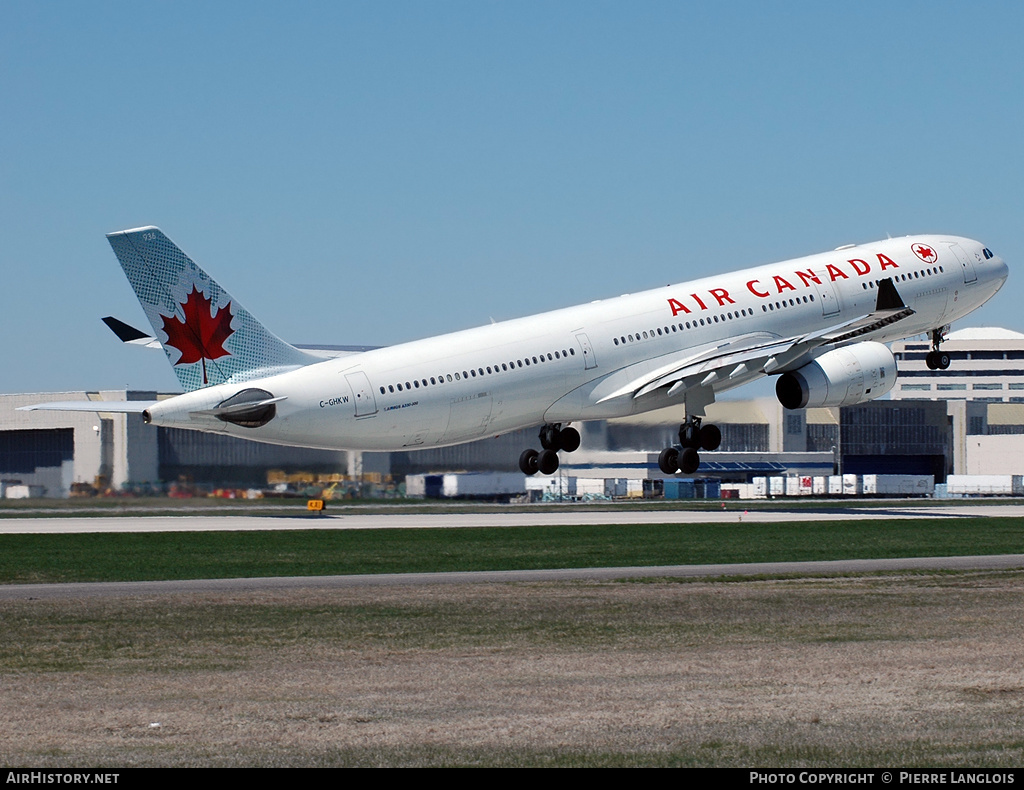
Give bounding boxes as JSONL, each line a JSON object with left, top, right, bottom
{"left": 891, "top": 328, "right": 1024, "bottom": 402}
{"left": 3, "top": 328, "right": 1024, "bottom": 496}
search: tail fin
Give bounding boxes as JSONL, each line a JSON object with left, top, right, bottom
{"left": 107, "top": 226, "right": 317, "bottom": 391}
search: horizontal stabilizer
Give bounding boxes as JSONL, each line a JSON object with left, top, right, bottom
{"left": 18, "top": 401, "right": 156, "bottom": 413}
{"left": 102, "top": 315, "right": 380, "bottom": 359}
{"left": 293, "top": 343, "right": 384, "bottom": 359}
{"left": 102, "top": 316, "right": 162, "bottom": 348}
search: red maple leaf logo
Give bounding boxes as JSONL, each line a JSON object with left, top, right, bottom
{"left": 160, "top": 286, "right": 234, "bottom": 384}
{"left": 912, "top": 243, "right": 937, "bottom": 263}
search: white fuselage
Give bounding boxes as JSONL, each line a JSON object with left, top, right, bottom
{"left": 145, "top": 235, "right": 1007, "bottom": 450}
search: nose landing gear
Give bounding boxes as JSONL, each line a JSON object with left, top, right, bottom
{"left": 925, "top": 327, "right": 951, "bottom": 370}
{"left": 519, "top": 423, "right": 581, "bottom": 475}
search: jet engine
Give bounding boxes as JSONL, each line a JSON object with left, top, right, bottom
{"left": 775, "top": 342, "right": 896, "bottom": 410}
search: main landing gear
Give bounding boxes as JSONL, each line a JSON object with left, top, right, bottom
{"left": 925, "top": 327, "right": 951, "bottom": 371}
{"left": 519, "top": 423, "right": 581, "bottom": 476}
{"left": 658, "top": 416, "right": 721, "bottom": 475}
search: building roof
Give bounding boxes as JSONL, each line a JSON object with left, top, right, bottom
{"left": 946, "top": 327, "right": 1024, "bottom": 341}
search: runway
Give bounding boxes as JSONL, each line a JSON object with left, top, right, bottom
{"left": 1, "top": 503, "right": 1023, "bottom": 534}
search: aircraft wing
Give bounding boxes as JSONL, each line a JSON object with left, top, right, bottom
{"left": 599, "top": 278, "right": 914, "bottom": 404}
{"left": 101, "top": 317, "right": 382, "bottom": 359}
{"left": 808, "top": 278, "right": 915, "bottom": 345}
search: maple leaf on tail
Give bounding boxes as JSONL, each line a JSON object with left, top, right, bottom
{"left": 160, "top": 286, "right": 235, "bottom": 385}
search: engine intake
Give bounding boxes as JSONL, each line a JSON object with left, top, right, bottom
{"left": 776, "top": 342, "right": 896, "bottom": 410}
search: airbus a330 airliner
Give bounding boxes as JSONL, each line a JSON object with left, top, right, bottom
{"left": 25, "top": 227, "right": 1008, "bottom": 476}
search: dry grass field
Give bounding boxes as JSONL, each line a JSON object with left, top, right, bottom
{"left": 2, "top": 570, "right": 1023, "bottom": 767}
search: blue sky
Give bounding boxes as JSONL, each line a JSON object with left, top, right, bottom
{"left": 2, "top": 1, "right": 1021, "bottom": 393}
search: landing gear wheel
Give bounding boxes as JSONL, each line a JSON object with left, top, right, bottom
{"left": 679, "top": 422, "right": 701, "bottom": 449}
{"left": 927, "top": 328, "right": 951, "bottom": 371}
{"left": 539, "top": 424, "right": 560, "bottom": 451}
{"left": 537, "top": 449, "right": 559, "bottom": 475}
{"left": 658, "top": 447, "right": 680, "bottom": 475}
{"left": 519, "top": 448, "right": 540, "bottom": 476}
{"left": 679, "top": 447, "right": 700, "bottom": 475}
{"left": 699, "top": 424, "right": 722, "bottom": 452}
{"left": 559, "top": 427, "right": 581, "bottom": 453}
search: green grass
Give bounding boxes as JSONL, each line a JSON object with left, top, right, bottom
{"left": 2, "top": 516, "right": 1024, "bottom": 584}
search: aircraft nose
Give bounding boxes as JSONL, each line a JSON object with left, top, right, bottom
{"left": 995, "top": 256, "right": 1009, "bottom": 284}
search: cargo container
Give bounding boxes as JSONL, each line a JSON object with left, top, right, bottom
{"left": 575, "top": 478, "right": 608, "bottom": 497}
{"left": 607, "top": 479, "right": 629, "bottom": 498}
{"left": 842, "top": 474, "right": 861, "bottom": 496}
{"left": 525, "top": 475, "right": 576, "bottom": 496}
{"left": 406, "top": 472, "right": 527, "bottom": 499}
{"left": 946, "top": 475, "right": 1024, "bottom": 496}
{"left": 665, "top": 478, "right": 720, "bottom": 499}
{"left": 663, "top": 479, "right": 690, "bottom": 499}
{"left": 828, "top": 476, "right": 843, "bottom": 496}
{"left": 405, "top": 474, "right": 427, "bottom": 498}
{"left": 861, "top": 474, "right": 934, "bottom": 497}
{"left": 642, "top": 479, "right": 665, "bottom": 498}
{"left": 5, "top": 485, "right": 45, "bottom": 499}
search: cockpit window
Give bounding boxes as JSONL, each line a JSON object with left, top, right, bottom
{"left": 983, "top": 248, "right": 994, "bottom": 259}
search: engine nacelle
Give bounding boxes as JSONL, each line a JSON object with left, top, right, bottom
{"left": 776, "top": 342, "right": 897, "bottom": 410}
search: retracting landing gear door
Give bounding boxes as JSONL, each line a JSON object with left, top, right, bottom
{"left": 345, "top": 371, "right": 378, "bottom": 417}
